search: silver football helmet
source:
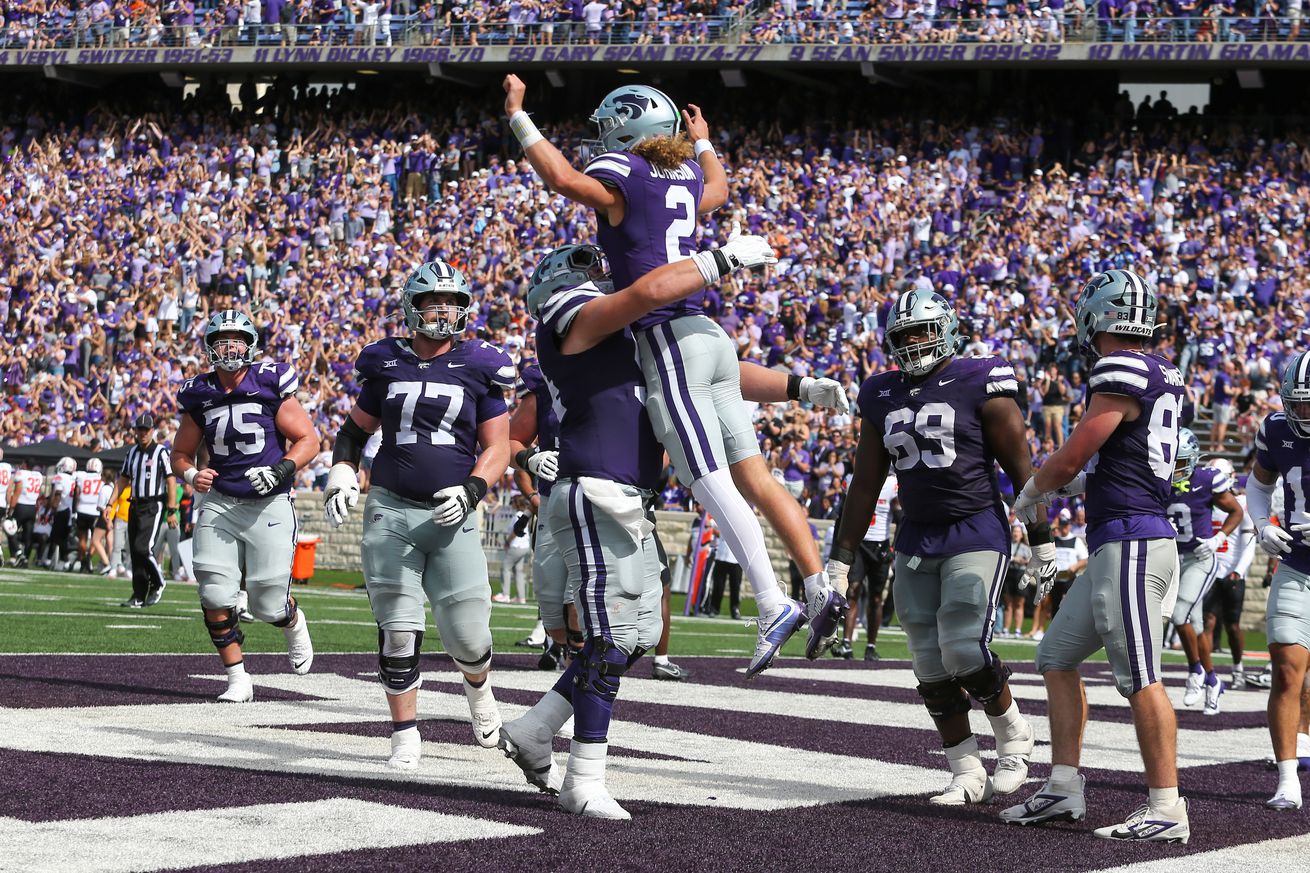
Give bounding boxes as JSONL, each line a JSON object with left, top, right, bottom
{"left": 57, "top": 457, "right": 76, "bottom": 475}
{"left": 886, "top": 290, "right": 961, "bottom": 376}
{"left": 204, "top": 310, "right": 259, "bottom": 372}
{"left": 527, "top": 245, "right": 610, "bottom": 318}
{"left": 586, "top": 85, "right": 682, "bottom": 155}
{"left": 86, "top": 458, "right": 103, "bottom": 475}
{"left": 1174, "top": 427, "right": 1200, "bottom": 486}
{"left": 1074, "top": 269, "right": 1158, "bottom": 361}
{"left": 402, "top": 260, "right": 472, "bottom": 340}
{"left": 1281, "top": 350, "right": 1310, "bottom": 438}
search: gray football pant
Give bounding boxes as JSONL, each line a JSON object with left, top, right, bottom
{"left": 193, "top": 490, "right": 297, "bottom": 623}
{"left": 362, "top": 487, "right": 492, "bottom": 667}
{"left": 637, "top": 314, "right": 759, "bottom": 485}
{"left": 110, "top": 519, "right": 130, "bottom": 570}
{"left": 547, "top": 478, "right": 662, "bottom": 656}
{"left": 502, "top": 545, "right": 532, "bottom": 601}
{"left": 1037, "top": 538, "right": 1177, "bottom": 698}
{"left": 534, "top": 490, "right": 571, "bottom": 631}
{"left": 1170, "top": 547, "right": 1220, "bottom": 633}
{"left": 1267, "top": 563, "right": 1310, "bottom": 651}
{"left": 893, "top": 549, "right": 1009, "bottom": 683}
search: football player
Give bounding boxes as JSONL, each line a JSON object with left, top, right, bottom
{"left": 1201, "top": 458, "right": 1256, "bottom": 689}
{"left": 828, "top": 290, "right": 1050, "bottom": 805}
{"left": 832, "top": 472, "right": 898, "bottom": 661}
{"left": 47, "top": 458, "right": 77, "bottom": 570}
{"left": 172, "top": 310, "right": 319, "bottom": 703}
{"left": 9, "top": 461, "right": 44, "bottom": 567}
{"left": 500, "top": 236, "right": 777, "bottom": 818}
{"left": 503, "top": 75, "right": 849, "bottom": 675}
{"left": 1165, "top": 428, "right": 1243, "bottom": 715}
{"left": 322, "top": 260, "right": 514, "bottom": 770}
{"left": 73, "top": 458, "right": 109, "bottom": 573}
{"left": 1007, "top": 269, "right": 1188, "bottom": 843}
{"left": 1246, "top": 351, "right": 1310, "bottom": 810}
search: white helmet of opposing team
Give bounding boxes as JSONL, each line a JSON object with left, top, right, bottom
{"left": 57, "top": 457, "right": 76, "bottom": 475}
{"left": 1, "top": 518, "right": 15, "bottom": 537}
{"left": 86, "top": 458, "right": 103, "bottom": 475}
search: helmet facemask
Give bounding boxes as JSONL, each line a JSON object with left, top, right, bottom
{"left": 889, "top": 317, "right": 954, "bottom": 376}
{"left": 405, "top": 291, "right": 470, "bottom": 340}
{"left": 207, "top": 331, "right": 256, "bottom": 372}
{"left": 1286, "top": 399, "right": 1310, "bottom": 439}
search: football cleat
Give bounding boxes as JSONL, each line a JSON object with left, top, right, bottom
{"left": 929, "top": 770, "right": 993, "bottom": 806}
{"left": 652, "top": 660, "right": 689, "bottom": 681}
{"left": 992, "top": 720, "right": 1036, "bottom": 795}
{"left": 538, "top": 642, "right": 563, "bottom": 671}
{"left": 1000, "top": 776, "right": 1087, "bottom": 825}
{"left": 468, "top": 686, "right": 503, "bottom": 749}
{"left": 1182, "top": 669, "right": 1203, "bottom": 707}
{"left": 499, "top": 715, "right": 563, "bottom": 795}
{"left": 1251, "top": 666, "right": 1274, "bottom": 689}
{"left": 745, "top": 598, "right": 807, "bottom": 678}
{"left": 387, "top": 729, "right": 421, "bottom": 772}
{"left": 863, "top": 644, "right": 880, "bottom": 662}
{"left": 144, "top": 583, "right": 166, "bottom": 607}
{"left": 1203, "top": 677, "right": 1225, "bottom": 716}
{"left": 120, "top": 598, "right": 144, "bottom": 609}
{"left": 1231, "top": 667, "right": 1246, "bottom": 690}
{"left": 831, "top": 639, "right": 854, "bottom": 660}
{"left": 558, "top": 740, "right": 630, "bottom": 820}
{"left": 282, "top": 613, "right": 314, "bottom": 674}
{"left": 1266, "top": 791, "right": 1303, "bottom": 811}
{"left": 804, "top": 587, "right": 848, "bottom": 660}
{"left": 1093, "top": 800, "right": 1189, "bottom": 844}
{"left": 217, "top": 672, "right": 254, "bottom": 703}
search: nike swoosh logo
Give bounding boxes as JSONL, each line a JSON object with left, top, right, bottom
{"left": 461, "top": 526, "right": 475, "bottom": 533}
{"left": 246, "top": 391, "right": 260, "bottom": 396}
{"left": 938, "top": 378, "right": 956, "bottom": 386}
{"left": 268, "top": 521, "right": 280, "bottom": 527}
{"left": 447, "top": 363, "right": 465, "bottom": 368}
{"left": 293, "top": 659, "right": 309, "bottom": 670}
{"left": 480, "top": 729, "right": 497, "bottom": 739}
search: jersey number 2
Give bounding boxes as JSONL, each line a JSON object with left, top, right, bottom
{"left": 664, "top": 187, "right": 697, "bottom": 264}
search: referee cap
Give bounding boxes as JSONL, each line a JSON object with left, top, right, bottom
{"left": 133, "top": 413, "right": 155, "bottom": 431}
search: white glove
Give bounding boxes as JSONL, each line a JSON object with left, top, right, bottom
{"left": 526, "top": 449, "right": 559, "bottom": 483}
{"left": 826, "top": 558, "right": 850, "bottom": 598}
{"left": 720, "top": 233, "right": 777, "bottom": 271}
{"left": 1021, "top": 541, "right": 1059, "bottom": 602}
{"left": 431, "top": 483, "right": 476, "bottom": 527}
{"left": 1193, "top": 534, "right": 1226, "bottom": 562}
{"left": 323, "top": 463, "right": 360, "bottom": 527}
{"left": 244, "top": 461, "right": 292, "bottom": 496}
{"left": 1259, "top": 524, "right": 1295, "bottom": 557}
{"left": 801, "top": 377, "right": 850, "bottom": 413}
{"left": 1056, "top": 471, "right": 1088, "bottom": 498}
{"left": 1012, "top": 477, "right": 1046, "bottom": 525}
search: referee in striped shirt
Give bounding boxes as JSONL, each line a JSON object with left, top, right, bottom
{"left": 104, "top": 414, "right": 177, "bottom": 607}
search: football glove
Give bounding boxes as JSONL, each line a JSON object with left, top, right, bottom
{"left": 526, "top": 449, "right": 559, "bottom": 483}
{"left": 1012, "top": 477, "right": 1047, "bottom": 526}
{"left": 1193, "top": 534, "right": 1226, "bottom": 562}
{"left": 431, "top": 477, "right": 488, "bottom": 527}
{"left": 1056, "top": 471, "right": 1088, "bottom": 498}
{"left": 1021, "top": 541, "right": 1059, "bottom": 602}
{"left": 1258, "top": 524, "right": 1294, "bottom": 557}
{"left": 244, "top": 460, "right": 295, "bottom": 496}
{"left": 800, "top": 377, "right": 850, "bottom": 413}
{"left": 825, "top": 558, "right": 850, "bottom": 598}
{"left": 323, "top": 463, "right": 360, "bottom": 527}
{"left": 721, "top": 233, "right": 777, "bottom": 271}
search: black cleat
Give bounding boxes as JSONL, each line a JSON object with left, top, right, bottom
{"left": 863, "top": 645, "right": 880, "bottom": 662}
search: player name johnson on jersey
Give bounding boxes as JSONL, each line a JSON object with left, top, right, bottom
{"left": 856, "top": 354, "right": 1017, "bottom": 556}
{"left": 1256, "top": 412, "right": 1310, "bottom": 575}
{"left": 1167, "top": 466, "right": 1232, "bottom": 552}
{"left": 178, "top": 362, "right": 301, "bottom": 500}
{"left": 354, "top": 336, "right": 515, "bottom": 502}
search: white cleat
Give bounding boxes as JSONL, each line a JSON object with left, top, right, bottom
{"left": 1203, "top": 678, "right": 1225, "bottom": 716}
{"left": 559, "top": 788, "right": 631, "bottom": 820}
{"left": 282, "top": 612, "right": 313, "bottom": 674}
{"left": 1000, "top": 776, "right": 1087, "bottom": 825}
{"left": 558, "top": 740, "right": 630, "bottom": 820}
{"left": 217, "top": 672, "right": 254, "bottom": 703}
{"left": 992, "top": 718, "right": 1036, "bottom": 795}
{"left": 1182, "top": 670, "right": 1203, "bottom": 707}
{"left": 1266, "top": 790, "right": 1303, "bottom": 811}
{"left": 499, "top": 716, "right": 563, "bottom": 795}
{"left": 387, "top": 729, "right": 421, "bottom": 772}
{"left": 929, "top": 770, "right": 993, "bottom": 806}
{"left": 1093, "top": 799, "right": 1190, "bottom": 843}
{"left": 466, "top": 681, "right": 503, "bottom": 749}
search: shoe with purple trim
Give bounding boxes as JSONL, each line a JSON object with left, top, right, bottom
{"left": 804, "top": 587, "right": 848, "bottom": 660}
{"left": 745, "top": 598, "right": 806, "bottom": 678}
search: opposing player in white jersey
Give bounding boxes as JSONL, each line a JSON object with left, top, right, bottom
{"left": 324, "top": 260, "right": 513, "bottom": 769}
{"left": 172, "top": 310, "right": 319, "bottom": 703}
{"left": 503, "top": 75, "right": 849, "bottom": 675}
{"left": 73, "top": 459, "right": 110, "bottom": 573}
{"left": 1201, "top": 458, "right": 1256, "bottom": 689}
{"left": 0, "top": 447, "right": 11, "bottom": 562}
{"left": 9, "top": 463, "right": 44, "bottom": 567}
{"left": 45, "top": 457, "right": 77, "bottom": 570}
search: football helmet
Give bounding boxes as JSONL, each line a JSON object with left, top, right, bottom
{"left": 204, "top": 310, "right": 259, "bottom": 372}
{"left": 1, "top": 518, "right": 15, "bottom": 537}
{"left": 1174, "top": 427, "right": 1200, "bottom": 486}
{"left": 586, "top": 85, "right": 681, "bottom": 155}
{"left": 86, "top": 458, "right": 103, "bottom": 475}
{"left": 402, "top": 259, "right": 472, "bottom": 340}
{"left": 1074, "top": 269, "right": 1158, "bottom": 361}
{"left": 886, "top": 290, "right": 961, "bottom": 376}
{"left": 57, "top": 457, "right": 76, "bottom": 475}
{"left": 1206, "top": 457, "right": 1235, "bottom": 480}
{"left": 1281, "top": 351, "right": 1310, "bottom": 439}
{"left": 527, "top": 245, "right": 610, "bottom": 318}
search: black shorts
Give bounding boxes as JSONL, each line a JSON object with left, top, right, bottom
{"left": 1204, "top": 571, "right": 1245, "bottom": 627}
{"left": 1004, "top": 566, "right": 1027, "bottom": 598}
{"left": 850, "top": 540, "right": 892, "bottom": 599}
{"left": 76, "top": 512, "right": 100, "bottom": 534}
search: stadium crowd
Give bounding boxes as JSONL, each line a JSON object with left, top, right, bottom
{"left": 0, "top": 78, "right": 1304, "bottom": 519}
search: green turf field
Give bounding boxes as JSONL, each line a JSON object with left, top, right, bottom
{"left": 0, "top": 567, "right": 1257, "bottom": 664}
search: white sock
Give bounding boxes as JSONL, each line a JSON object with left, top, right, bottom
{"left": 802, "top": 571, "right": 828, "bottom": 601}
{"left": 225, "top": 662, "right": 247, "bottom": 678}
{"left": 944, "top": 735, "right": 985, "bottom": 774}
{"left": 1050, "top": 764, "right": 1079, "bottom": 786}
{"left": 463, "top": 676, "right": 494, "bottom": 706}
{"left": 654, "top": 654, "right": 669, "bottom": 666}
{"left": 985, "top": 700, "right": 1024, "bottom": 742}
{"left": 690, "top": 469, "right": 780, "bottom": 610}
{"left": 1278, "top": 758, "right": 1302, "bottom": 790}
{"left": 1148, "top": 786, "right": 1180, "bottom": 809}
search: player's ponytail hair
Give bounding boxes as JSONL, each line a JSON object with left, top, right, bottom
{"left": 630, "top": 134, "right": 695, "bottom": 170}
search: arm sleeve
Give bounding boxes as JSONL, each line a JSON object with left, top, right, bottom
{"left": 1247, "top": 474, "right": 1276, "bottom": 534}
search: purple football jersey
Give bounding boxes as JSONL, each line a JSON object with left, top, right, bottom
{"left": 535, "top": 280, "right": 663, "bottom": 490}
{"left": 1082, "top": 351, "right": 1183, "bottom": 552}
{"left": 516, "top": 361, "right": 560, "bottom": 498}
{"left": 355, "top": 337, "right": 514, "bottom": 502}
{"left": 1167, "top": 466, "right": 1232, "bottom": 552}
{"left": 584, "top": 150, "right": 706, "bottom": 332}
{"left": 1255, "top": 412, "right": 1310, "bottom": 574}
{"left": 177, "top": 362, "right": 299, "bottom": 499}
{"left": 856, "top": 354, "right": 1019, "bottom": 557}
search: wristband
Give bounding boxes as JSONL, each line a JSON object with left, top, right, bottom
{"left": 693, "top": 138, "right": 714, "bottom": 159}
{"left": 274, "top": 459, "right": 296, "bottom": 483}
{"left": 515, "top": 447, "right": 535, "bottom": 471}
{"left": 184, "top": 468, "right": 198, "bottom": 486}
{"left": 1026, "top": 522, "right": 1053, "bottom": 547}
{"left": 786, "top": 374, "right": 803, "bottom": 401}
{"left": 690, "top": 249, "right": 728, "bottom": 285}
{"left": 509, "top": 110, "right": 544, "bottom": 150}
{"left": 463, "top": 476, "right": 489, "bottom": 504}
{"left": 830, "top": 545, "right": 856, "bottom": 565}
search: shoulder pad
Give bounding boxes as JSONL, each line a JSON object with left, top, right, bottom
{"left": 584, "top": 151, "right": 634, "bottom": 179}
{"left": 353, "top": 339, "right": 397, "bottom": 381}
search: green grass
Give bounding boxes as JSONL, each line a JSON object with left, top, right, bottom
{"left": 0, "top": 568, "right": 1265, "bottom": 664}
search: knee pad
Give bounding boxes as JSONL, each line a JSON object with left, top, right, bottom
{"left": 574, "top": 638, "right": 629, "bottom": 704}
{"left": 958, "top": 658, "right": 1012, "bottom": 707}
{"left": 270, "top": 599, "right": 298, "bottom": 628}
{"left": 916, "top": 677, "right": 971, "bottom": 719}
{"left": 453, "top": 647, "right": 492, "bottom": 673}
{"left": 378, "top": 628, "right": 423, "bottom": 695}
{"left": 205, "top": 613, "right": 244, "bottom": 650}
{"left": 625, "top": 645, "right": 649, "bottom": 669}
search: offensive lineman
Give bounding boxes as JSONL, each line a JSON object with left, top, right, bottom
{"left": 828, "top": 290, "right": 1052, "bottom": 805}
{"left": 323, "top": 260, "right": 513, "bottom": 770}
{"left": 1166, "top": 428, "right": 1243, "bottom": 715}
{"left": 1007, "top": 269, "right": 1188, "bottom": 843}
{"left": 503, "top": 75, "right": 848, "bottom": 674}
{"left": 172, "top": 311, "right": 318, "bottom": 703}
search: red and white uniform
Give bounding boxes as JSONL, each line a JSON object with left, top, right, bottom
{"left": 14, "top": 470, "right": 43, "bottom": 507}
